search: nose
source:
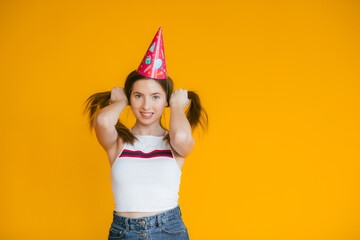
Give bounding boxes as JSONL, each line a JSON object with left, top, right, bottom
{"left": 142, "top": 97, "right": 151, "bottom": 110}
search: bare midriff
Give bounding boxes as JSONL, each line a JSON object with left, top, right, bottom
{"left": 115, "top": 211, "right": 167, "bottom": 218}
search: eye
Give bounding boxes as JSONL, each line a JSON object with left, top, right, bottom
{"left": 153, "top": 96, "right": 160, "bottom": 100}
{"left": 135, "top": 95, "right": 141, "bottom": 99}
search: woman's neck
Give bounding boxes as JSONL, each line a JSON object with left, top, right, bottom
{"left": 131, "top": 124, "right": 166, "bottom": 136}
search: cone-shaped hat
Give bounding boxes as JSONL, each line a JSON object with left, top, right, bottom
{"left": 137, "top": 27, "right": 167, "bottom": 79}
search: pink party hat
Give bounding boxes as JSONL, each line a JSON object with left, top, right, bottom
{"left": 137, "top": 27, "right": 167, "bottom": 79}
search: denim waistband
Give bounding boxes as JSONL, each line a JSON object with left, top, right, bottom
{"left": 112, "top": 204, "right": 182, "bottom": 228}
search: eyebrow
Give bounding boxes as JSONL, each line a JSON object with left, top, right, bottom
{"left": 133, "top": 91, "right": 161, "bottom": 95}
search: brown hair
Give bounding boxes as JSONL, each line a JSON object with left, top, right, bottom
{"left": 83, "top": 70, "right": 208, "bottom": 146}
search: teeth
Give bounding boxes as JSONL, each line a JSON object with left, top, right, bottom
{"left": 141, "top": 112, "right": 153, "bottom": 116}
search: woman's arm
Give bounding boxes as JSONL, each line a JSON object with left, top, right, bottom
{"left": 96, "top": 87, "right": 128, "bottom": 126}
{"left": 93, "top": 87, "right": 128, "bottom": 152}
{"left": 96, "top": 100, "right": 127, "bottom": 126}
{"left": 169, "top": 90, "right": 195, "bottom": 157}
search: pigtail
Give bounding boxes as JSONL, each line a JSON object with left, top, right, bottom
{"left": 82, "top": 91, "right": 111, "bottom": 131}
{"left": 186, "top": 91, "right": 209, "bottom": 133}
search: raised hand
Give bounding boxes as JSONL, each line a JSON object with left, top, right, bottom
{"left": 110, "top": 87, "right": 128, "bottom": 105}
{"left": 169, "top": 89, "right": 190, "bottom": 109}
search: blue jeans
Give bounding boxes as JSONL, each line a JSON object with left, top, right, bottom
{"left": 108, "top": 204, "right": 190, "bottom": 239}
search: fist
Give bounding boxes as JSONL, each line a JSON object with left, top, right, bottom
{"left": 169, "top": 89, "right": 190, "bottom": 108}
{"left": 110, "top": 87, "right": 128, "bottom": 105}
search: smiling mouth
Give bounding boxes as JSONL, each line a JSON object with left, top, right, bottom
{"left": 140, "top": 112, "right": 154, "bottom": 117}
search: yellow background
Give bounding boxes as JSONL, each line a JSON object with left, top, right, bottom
{"left": 1, "top": 0, "right": 359, "bottom": 239}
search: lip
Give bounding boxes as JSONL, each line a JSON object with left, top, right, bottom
{"left": 140, "top": 112, "right": 154, "bottom": 119}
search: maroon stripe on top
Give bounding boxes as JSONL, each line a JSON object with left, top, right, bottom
{"left": 119, "top": 149, "right": 173, "bottom": 158}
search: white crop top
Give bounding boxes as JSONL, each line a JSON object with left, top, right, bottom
{"left": 110, "top": 129, "right": 182, "bottom": 212}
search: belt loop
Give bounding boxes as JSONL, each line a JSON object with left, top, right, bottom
{"left": 157, "top": 214, "right": 163, "bottom": 228}
{"left": 178, "top": 206, "right": 182, "bottom": 216}
{"left": 125, "top": 218, "right": 130, "bottom": 231}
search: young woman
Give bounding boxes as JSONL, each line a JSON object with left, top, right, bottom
{"left": 83, "top": 27, "right": 208, "bottom": 239}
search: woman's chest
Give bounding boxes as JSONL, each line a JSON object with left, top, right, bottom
{"left": 108, "top": 139, "right": 185, "bottom": 171}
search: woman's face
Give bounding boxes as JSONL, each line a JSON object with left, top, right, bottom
{"left": 130, "top": 79, "right": 168, "bottom": 125}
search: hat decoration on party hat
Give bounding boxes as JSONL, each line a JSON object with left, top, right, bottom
{"left": 137, "top": 27, "right": 167, "bottom": 79}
